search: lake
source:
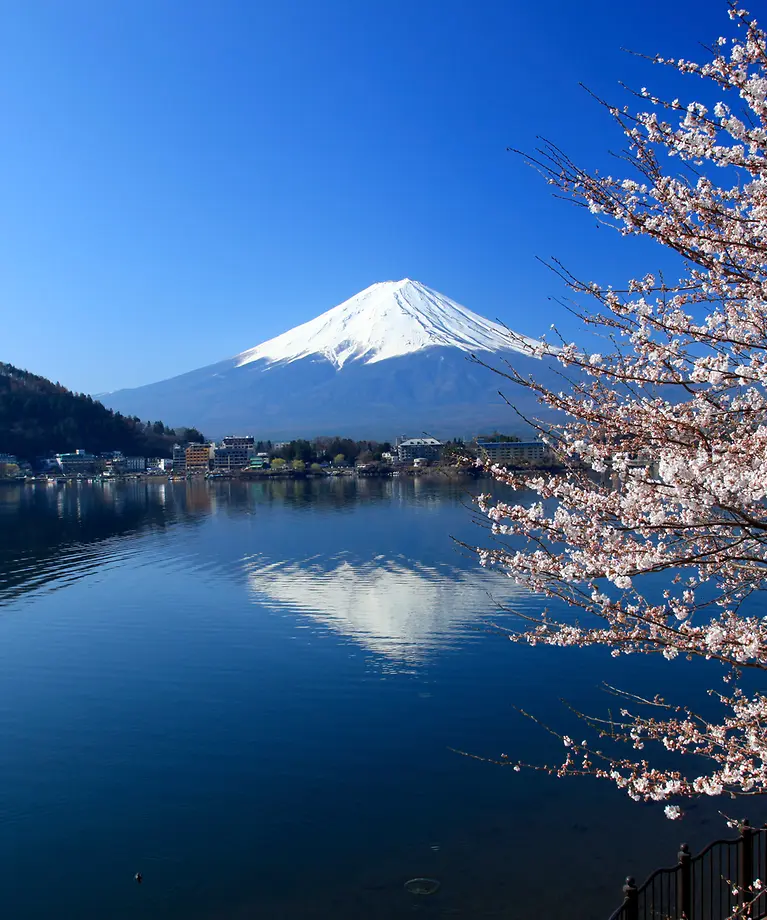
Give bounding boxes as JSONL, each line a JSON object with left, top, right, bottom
{"left": 0, "top": 477, "right": 740, "bottom": 919}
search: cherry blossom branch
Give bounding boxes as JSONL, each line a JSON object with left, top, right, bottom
{"left": 473, "top": 4, "right": 767, "bottom": 813}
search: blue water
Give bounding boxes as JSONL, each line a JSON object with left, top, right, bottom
{"left": 0, "top": 478, "right": 742, "bottom": 918}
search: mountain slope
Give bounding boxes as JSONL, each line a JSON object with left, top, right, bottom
{"left": 104, "top": 279, "right": 560, "bottom": 438}
{"left": 235, "top": 279, "right": 541, "bottom": 369}
{"left": 0, "top": 363, "right": 203, "bottom": 462}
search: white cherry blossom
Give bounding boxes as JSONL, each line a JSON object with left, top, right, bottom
{"left": 476, "top": 5, "right": 767, "bottom": 815}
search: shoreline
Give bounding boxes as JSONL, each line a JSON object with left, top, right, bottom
{"left": 2, "top": 463, "right": 566, "bottom": 486}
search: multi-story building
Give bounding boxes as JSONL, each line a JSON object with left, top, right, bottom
{"left": 213, "top": 436, "right": 255, "bottom": 471}
{"left": 221, "top": 436, "right": 255, "bottom": 450}
{"left": 213, "top": 448, "right": 243, "bottom": 470}
{"left": 0, "top": 453, "right": 18, "bottom": 465}
{"left": 475, "top": 440, "right": 552, "bottom": 465}
{"left": 99, "top": 451, "right": 120, "bottom": 473}
{"left": 172, "top": 444, "right": 188, "bottom": 474}
{"left": 185, "top": 443, "right": 213, "bottom": 474}
{"left": 100, "top": 452, "right": 146, "bottom": 473}
{"left": 101, "top": 452, "right": 123, "bottom": 475}
{"left": 397, "top": 437, "right": 444, "bottom": 463}
{"left": 55, "top": 450, "right": 99, "bottom": 474}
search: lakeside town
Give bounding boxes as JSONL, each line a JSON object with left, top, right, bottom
{"left": 0, "top": 433, "right": 556, "bottom": 481}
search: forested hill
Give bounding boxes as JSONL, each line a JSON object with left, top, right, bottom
{"left": 0, "top": 363, "right": 204, "bottom": 462}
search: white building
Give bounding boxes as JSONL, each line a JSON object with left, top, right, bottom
{"left": 397, "top": 437, "right": 443, "bottom": 463}
{"left": 476, "top": 440, "right": 552, "bottom": 465}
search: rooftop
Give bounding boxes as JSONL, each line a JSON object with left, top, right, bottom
{"left": 476, "top": 440, "right": 545, "bottom": 447}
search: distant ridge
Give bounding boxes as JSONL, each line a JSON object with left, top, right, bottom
{"left": 103, "top": 279, "right": 559, "bottom": 438}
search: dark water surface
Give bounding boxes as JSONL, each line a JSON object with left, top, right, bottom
{"left": 0, "top": 478, "right": 738, "bottom": 918}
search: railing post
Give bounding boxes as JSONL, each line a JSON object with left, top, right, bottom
{"left": 740, "top": 820, "right": 756, "bottom": 918}
{"left": 763, "top": 825, "right": 767, "bottom": 903}
{"left": 677, "top": 843, "right": 692, "bottom": 920}
{"left": 623, "top": 876, "right": 639, "bottom": 920}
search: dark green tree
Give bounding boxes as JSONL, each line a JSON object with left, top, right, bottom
{"left": 0, "top": 363, "right": 203, "bottom": 463}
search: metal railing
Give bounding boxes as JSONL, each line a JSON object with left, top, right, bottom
{"left": 609, "top": 822, "right": 767, "bottom": 920}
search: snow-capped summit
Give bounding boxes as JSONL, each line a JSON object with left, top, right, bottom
{"left": 104, "top": 278, "right": 558, "bottom": 437}
{"left": 234, "top": 279, "right": 540, "bottom": 370}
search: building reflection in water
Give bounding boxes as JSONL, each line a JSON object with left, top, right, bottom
{"left": 0, "top": 481, "right": 209, "bottom": 602}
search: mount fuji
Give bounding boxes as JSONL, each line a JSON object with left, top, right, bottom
{"left": 104, "top": 279, "right": 559, "bottom": 438}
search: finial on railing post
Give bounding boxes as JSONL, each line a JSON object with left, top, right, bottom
{"left": 623, "top": 876, "right": 639, "bottom": 920}
{"left": 677, "top": 843, "right": 692, "bottom": 920}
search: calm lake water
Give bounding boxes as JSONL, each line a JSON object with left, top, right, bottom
{"left": 0, "top": 477, "right": 742, "bottom": 919}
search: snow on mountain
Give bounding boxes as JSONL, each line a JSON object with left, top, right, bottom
{"left": 102, "top": 279, "right": 558, "bottom": 437}
{"left": 234, "top": 279, "right": 541, "bottom": 370}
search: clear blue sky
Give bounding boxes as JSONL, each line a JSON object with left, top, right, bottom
{"left": 0, "top": 0, "right": 729, "bottom": 394}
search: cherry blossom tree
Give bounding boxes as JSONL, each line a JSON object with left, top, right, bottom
{"left": 475, "top": 4, "right": 767, "bottom": 817}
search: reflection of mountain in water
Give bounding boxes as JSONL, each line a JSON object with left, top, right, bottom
{"left": 247, "top": 554, "right": 528, "bottom": 662}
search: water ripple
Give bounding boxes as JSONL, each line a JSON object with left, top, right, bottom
{"left": 245, "top": 552, "right": 533, "bottom": 662}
